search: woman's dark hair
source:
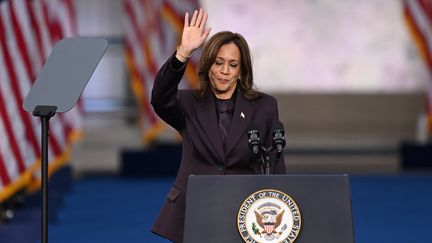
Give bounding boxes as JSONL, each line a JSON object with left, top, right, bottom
{"left": 196, "top": 31, "right": 261, "bottom": 100}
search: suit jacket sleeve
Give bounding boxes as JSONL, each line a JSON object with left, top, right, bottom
{"left": 151, "top": 53, "right": 187, "bottom": 131}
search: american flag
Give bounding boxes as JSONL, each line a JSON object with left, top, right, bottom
{"left": 0, "top": 0, "right": 80, "bottom": 202}
{"left": 123, "top": 0, "right": 200, "bottom": 144}
{"left": 404, "top": 0, "right": 432, "bottom": 135}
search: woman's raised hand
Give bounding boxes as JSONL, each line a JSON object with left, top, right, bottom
{"left": 176, "top": 9, "right": 211, "bottom": 61}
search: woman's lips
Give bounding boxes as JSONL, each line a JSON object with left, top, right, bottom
{"left": 218, "top": 78, "right": 230, "bottom": 84}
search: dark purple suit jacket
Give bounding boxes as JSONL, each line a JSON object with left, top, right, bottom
{"left": 150, "top": 54, "right": 286, "bottom": 242}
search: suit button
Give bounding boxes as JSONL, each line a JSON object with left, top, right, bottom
{"left": 218, "top": 166, "right": 225, "bottom": 172}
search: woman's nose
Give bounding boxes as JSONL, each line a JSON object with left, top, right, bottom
{"left": 220, "top": 63, "right": 229, "bottom": 74}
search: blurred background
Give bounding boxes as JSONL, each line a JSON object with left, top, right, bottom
{"left": 1, "top": 0, "right": 432, "bottom": 242}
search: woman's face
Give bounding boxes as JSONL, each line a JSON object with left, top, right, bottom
{"left": 208, "top": 43, "right": 241, "bottom": 99}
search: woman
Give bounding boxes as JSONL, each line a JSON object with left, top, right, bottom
{"left": 151, "top": 9, "right": 286, "bottom": 242}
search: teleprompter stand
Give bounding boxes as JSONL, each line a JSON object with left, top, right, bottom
{"left": 183, "top": 175, "right": 355, "bottom": 243}
{"left": 33, "top": 105, "right": 56, "bottom": 243}
{"left": 23, "top": 38, "right": 108, "bottom": 243}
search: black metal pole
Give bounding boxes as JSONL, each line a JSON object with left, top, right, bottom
{"left": 41, "top": 116, "right": 49, "bottom": 243}
{"left": 33, "top": 105, "right": 56, "bottom": 243}
{"left": 260, "top": 146, "right": 272, "bottom": 175}
{"left": 264, "top": 155, "right": 271, "bottom": 175}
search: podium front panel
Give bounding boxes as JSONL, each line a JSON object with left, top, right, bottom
{"left": 184, "top": 174, "right": 354, "bottom": 243}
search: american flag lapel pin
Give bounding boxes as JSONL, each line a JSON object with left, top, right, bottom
{"left": 240, "top": 112, "right": 245, "bottom": 119}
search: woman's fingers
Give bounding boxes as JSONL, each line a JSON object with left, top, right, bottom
{"left": 185, "top": 9, "right": 207, "bottom": 30}
{"left": 190, "top": 10, "right": 198, "bottom": 26}
{"left": 180, "top": 9, "right": 211, "bottom": 53}
{"left": 195, "top": 9, "right": 204, "bottom": 28}
{"left": 199, "top": 11, "right": 208, "bottom": 30}
{"left": 184, "top": 12, "right": 189, "bottom": 28}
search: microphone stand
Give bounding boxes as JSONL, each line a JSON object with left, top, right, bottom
{"left": 258, "top": 146, "right": 284, "bottom": 175}
{"left": 272, "top": 150, "right": 283, "bottom": 174}
{"left": 258, "top": 146, "right": 272, "bottom": 175}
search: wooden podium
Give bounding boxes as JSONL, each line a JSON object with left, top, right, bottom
{"left": 183, "top": 175, "right": 355, "bottom": 243}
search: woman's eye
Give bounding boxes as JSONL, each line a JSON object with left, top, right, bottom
{"left": 230, "top": 64, "right": 238, "bottom": 68}
{"left": 215, "top": 61, "right": 223, "bottom": 65}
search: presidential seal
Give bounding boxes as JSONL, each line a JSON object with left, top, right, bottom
{"left": 237, "top": 189, "right": 301, "bottom": 243}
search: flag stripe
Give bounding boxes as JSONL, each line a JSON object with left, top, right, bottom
{"left": 124, "top": 0, "right": 158, "bottom": 123}
{"left": 42, "top": 0, "right": 62, "bottom": 44}
{"left": 404, "top": 1, "right": 432, "bottom": 70}
{"left": 0, "top": 13, "right": 34, "bottom": 173}
{"left": 9, "top": 1, "right": 35, "bottom": 80}
{"left": 404, "top": 0, "right": 432, "bottom": 133}
{"left": 0, "top": 115, "right": 17, "bottom": 185}
{"left": 9, "top": 0, "right": 64, "bottom": 157}
{"left": 125, "top": 44, "right": 158, "bottom": 123}
{"left": 417, "top": 0, "right": 432, "bottom": 26}
{"left": 124, "top": 0, "right": 158, "bottom": 75}
{"left": 25, "top": 0, "right": 44, "bottom": 73}
{"left": 0, "top": 88, "right": 25, "bottom": 173}
{"left": 32, "top": 0, "right": 51, "bottom": 58}
{"left": 64, "top": 0, "right": 77, "bottom": 34}
{"left": 0, "top": 0, "right": 80, "bottom": 202}
{"left": 0, "top": 151, "right": 10, "bottom": 185}
{"left": 1, "top": 4, "right": 41, "bottom": 160}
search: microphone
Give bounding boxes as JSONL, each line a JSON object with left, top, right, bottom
{"left": 247, "top": 122, "right": 261, "bottom": 155}
{"left": 272, "top": 121, "right": 286, "bottom": 153}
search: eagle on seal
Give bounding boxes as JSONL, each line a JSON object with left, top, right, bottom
{"left": 254, "top": 209, "right": 285, "bottom": 235}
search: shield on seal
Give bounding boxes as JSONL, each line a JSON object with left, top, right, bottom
{"left": 264, "top": 223, "right": 275, "bottom": 234}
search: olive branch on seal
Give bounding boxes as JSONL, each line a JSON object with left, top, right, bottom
{"left": 252, "top": 222, "right": 262, "bottom": 237}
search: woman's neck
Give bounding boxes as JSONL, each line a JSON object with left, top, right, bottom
{"left": 212, "top": 88, "right": 236, "bottom": 100}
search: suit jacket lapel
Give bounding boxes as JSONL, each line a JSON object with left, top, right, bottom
{"left": 224, "top": 89, "right": 254, "bottom": 158}
{"left": 194, "top": 93, "right": 225, "bottom": 162}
